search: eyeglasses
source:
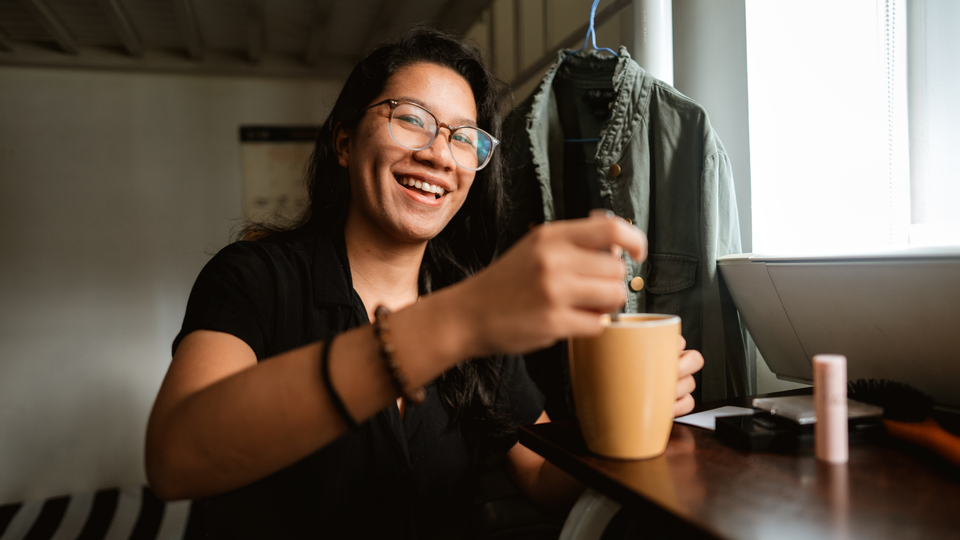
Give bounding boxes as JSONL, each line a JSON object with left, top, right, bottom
{"left": 359, "top": 99, "right": 500, "bottom": 171}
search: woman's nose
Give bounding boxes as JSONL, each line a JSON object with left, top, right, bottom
{"left": 413, "top": 127, "right": 456, "bottom": 171}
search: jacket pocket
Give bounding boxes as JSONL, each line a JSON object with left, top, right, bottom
{"left": 645, "top": 253, "right": 698, "bottom": 316}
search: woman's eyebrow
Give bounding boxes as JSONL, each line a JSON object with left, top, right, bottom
{"left": 452, "top": 118, "right": 479, "bottom": 128}
{"left": 395, "top": 95, "right": 427, "bottom": 108}
{"left": 396, "top": 96, "right": 478, "bottom": 128}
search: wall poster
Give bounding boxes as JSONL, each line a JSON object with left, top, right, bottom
{"left": 240, "top": 126, "right": 319, "bottom": 227}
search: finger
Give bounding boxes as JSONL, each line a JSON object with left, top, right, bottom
{"left": 558, "top": 276, "right": 627, "bottom": 314}
{"left": 678, "top": 349, "right": 705, "bottom": 378}
{"left": 587, "top": 212, "right": 626, "bottom": 259}
{"left": 545, "top": 310, "right": 607, "bottom": 343}
{"left": 673, "top": 394, "right": 695, "bottom": 418}
{"left": 504, "top": 305, "right": 607, "bottom": 355}
{"left": 588, "top": 208, "right": 617, "bottom": 220}
{"left": 678, "top": 335, "right": 687, "bottom": 351}
{"left": 556, "top": 216, "right": 648, "bottom": 262}
{"left": 676, "top": 374, "right": 696, "bottom": 400}
{"left": 555, "top": 245, "right": 626, "bottom": 281}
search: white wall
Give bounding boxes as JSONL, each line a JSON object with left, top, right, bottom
{"left": 672, "top": 0, "right": 752, "bottom": 253}
{"left": 0, "top": 67, "right": 341, "bottom": 504}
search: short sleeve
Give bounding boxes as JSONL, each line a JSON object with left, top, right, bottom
{"left": 172, "top": 242, "right": 279, "bottom": 359}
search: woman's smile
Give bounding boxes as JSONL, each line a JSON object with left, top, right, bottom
{"left": 394, "top": 172, "right": 452, "bottom": 201}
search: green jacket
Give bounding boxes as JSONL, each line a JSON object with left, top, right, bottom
{"left": 503, "top": 48, "right": 749, "bottom": 402}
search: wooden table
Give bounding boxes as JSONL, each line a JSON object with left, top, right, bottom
{"left": 519, "top": 392, "right": 960, "bottom": 540}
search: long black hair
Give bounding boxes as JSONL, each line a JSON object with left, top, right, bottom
{"left": 243, "top": 26, "right": 515, "bottom": 444}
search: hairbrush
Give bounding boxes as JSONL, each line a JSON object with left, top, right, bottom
{"left": 847, "top": 379, "right": 960, "bottom": 468}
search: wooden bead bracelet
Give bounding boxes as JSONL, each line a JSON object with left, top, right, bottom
{"left": 373, "top": 305, "right": 426, "bottom": 404}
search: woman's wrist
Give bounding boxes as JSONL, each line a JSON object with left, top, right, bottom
{"left": 390, "top": 284, "right": 486, "bottom": 378}
{"left": 325, "top": 288, "right": 485, "bottom": 425}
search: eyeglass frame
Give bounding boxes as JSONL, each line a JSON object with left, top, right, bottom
{"left": 357, "top": 99, "right": 500, "bottom": 171}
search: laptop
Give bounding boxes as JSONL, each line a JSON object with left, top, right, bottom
{"left": 718, "top": 246, "right": 960, "bottom": 410}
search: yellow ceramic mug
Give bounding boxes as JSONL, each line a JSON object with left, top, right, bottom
{"left": 568, "top": 313, "right": 681, "bottom": 459}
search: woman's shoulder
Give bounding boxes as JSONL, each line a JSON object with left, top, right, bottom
{"left": 184, "top": 237, "right": 320, "bottom": 308}
{"left": 205, "top": 235, "right": 314, "bottom": 274}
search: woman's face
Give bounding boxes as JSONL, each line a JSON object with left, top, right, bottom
{"left": 338, "top": 62, "right": 480, "bottom": 246}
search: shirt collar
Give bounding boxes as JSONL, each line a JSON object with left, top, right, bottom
{"left": 312, "top": 225, "right": 358, "bottom": 308}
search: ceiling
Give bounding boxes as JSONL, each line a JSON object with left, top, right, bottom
{"left": 0, "top": 0, "right": 493, "bottom": 78}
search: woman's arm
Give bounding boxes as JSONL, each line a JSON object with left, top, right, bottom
{"left": 146, "top": 215, "right": 646, "bottom": 501}
{"left": 503, "top": 341, "right": 704, "bottom": 514}
{"left": 145, "top": 328, "right": 389, "bottom": 500}
{"left": 503, "top": 411, "right": 585, "bottom": 516}
{"left": 146, "top": 285, "right": 492, "bottom": 500}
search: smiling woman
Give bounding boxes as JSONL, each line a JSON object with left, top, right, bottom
{"left": 144, "top": 25, "right": 701, "bottom": 540}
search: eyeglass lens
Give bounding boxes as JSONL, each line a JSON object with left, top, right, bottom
{"left": 388, "top": 103, "right": 493, "bottom": 170}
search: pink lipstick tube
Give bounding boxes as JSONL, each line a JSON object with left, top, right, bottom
{"left": 814, "top": 354, "right": 848, "bottom": 464}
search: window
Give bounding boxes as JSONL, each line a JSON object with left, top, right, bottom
{"left": 745, "top": 0, "right": 958, "bottom": 255}
{"left": 906, "top": 0, "right": 960, "bottom": 246}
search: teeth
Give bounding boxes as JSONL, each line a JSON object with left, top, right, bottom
{"left": 399, "top": 177, "right": 445, "bottom": 198}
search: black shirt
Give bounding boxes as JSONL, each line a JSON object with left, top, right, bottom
{"left": 172, "top": 227, "right": 545, "bottom": 539}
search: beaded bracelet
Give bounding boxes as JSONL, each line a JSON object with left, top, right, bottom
{"left": 373, "top": 305, "right": 426, "bottom": 404}
{"left": 320, "top": 335, "right": 359, "bottom": 430}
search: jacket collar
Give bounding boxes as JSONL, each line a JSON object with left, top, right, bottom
{"left": 525, "top": 47, "right": 652, "bottom": 220}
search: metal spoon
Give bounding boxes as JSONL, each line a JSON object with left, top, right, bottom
{"left": 589, "top": 208, "right": 628, "bottom": 322}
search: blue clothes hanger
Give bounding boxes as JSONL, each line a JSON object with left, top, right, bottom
{"left": 570, "top": 0, "right": 620, "bottom": 59}
{"left": 563, "top": 0, "right": 618, "bottom": 144}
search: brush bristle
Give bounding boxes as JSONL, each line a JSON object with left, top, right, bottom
{"left": 847, "top": 379, "right": 933, "bottom": 422}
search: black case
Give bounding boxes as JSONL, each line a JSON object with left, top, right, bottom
{"left": 716, "top": 412, "right": 884, "bottom": 452}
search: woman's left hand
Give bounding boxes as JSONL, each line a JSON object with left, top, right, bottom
{"left": 674, "top": 335, "right": 704, "bottom": 417}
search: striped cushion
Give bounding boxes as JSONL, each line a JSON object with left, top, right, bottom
{"left": 0, "top": 487, "right": 191, "bottom": 540}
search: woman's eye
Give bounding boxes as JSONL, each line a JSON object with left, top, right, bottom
{"left": 452, "top": 132, "right": 475, "bottom": 146}
{"left": 396, "top": 115, "right": 425, "bottom": 128}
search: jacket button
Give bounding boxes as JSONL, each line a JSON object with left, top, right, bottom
{"left": 649, "top": 272, "right": 659, "bottom": 287}
{"left": 629, "top": 276, "right": 644, "bottom": 291}
{"left": 608, "top": 164, "right": 621, "bottom": 178}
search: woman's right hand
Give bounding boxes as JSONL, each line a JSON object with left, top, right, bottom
{"left": 457, "top": 213, "right": 648, "bottom": 357}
